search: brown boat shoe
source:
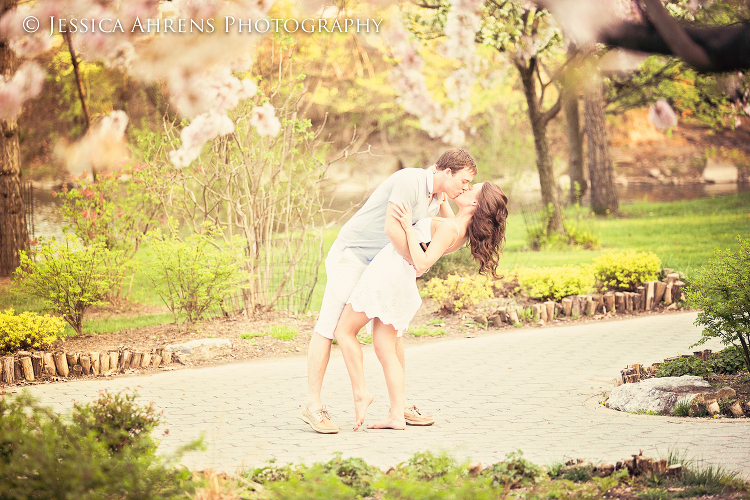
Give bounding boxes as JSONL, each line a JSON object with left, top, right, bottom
{"left": 301, "top": 405, "right": 339, "bottom": 434}
{"left": 404, "top": 405, "right": 434, "bottom": 426}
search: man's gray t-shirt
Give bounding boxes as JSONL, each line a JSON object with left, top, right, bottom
{"left": 336, "top": 168, "right": 441, "bottom": 264}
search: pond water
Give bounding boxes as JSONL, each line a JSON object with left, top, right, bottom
{"left": 615, "top": 181, "right": 750, "bottom": 204}
{"left": 28, "top": 181, "right": 750, "bottom": 239}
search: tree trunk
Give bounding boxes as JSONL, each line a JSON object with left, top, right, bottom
{"left": 562, "top": 46, "right": 586, "bottom": 204}
{"left": 0, "top": 0, "right": 29, "bottom": 277}
{"left": 583, "top": 73, "right": 619, "bottom": 216}
{"left": 516, "top": 59, "right": 564, "bottom": 233}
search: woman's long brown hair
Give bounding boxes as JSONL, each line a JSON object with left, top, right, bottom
{"left": 467, "top": 183, "right": 508, "bottom": 277}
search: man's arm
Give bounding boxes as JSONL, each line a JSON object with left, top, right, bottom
{"left": 385, "top": 202, "right": 414, "bottom": 264}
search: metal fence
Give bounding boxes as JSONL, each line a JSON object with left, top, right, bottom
{"left": 212, "top": 234, "right": 324, "bottom": 316}
{"left": 520, "top": 201, "right": 547, "bottom": 237}
{"left": 23, "top": 182, "right": 34, "bottom": 240}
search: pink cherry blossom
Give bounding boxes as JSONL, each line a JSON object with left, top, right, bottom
{"left": 649, "top": 100, "right": 678, "bottom": 130}
{"left": 250, "top": 102, "right": 282, "bottom": 137}
{"left": 386, "top": 0, "right": 480, "bottom": 146}
{"left": 0, "top": 62, "right": 45, "bottom": 119}
{"left": 170, "top": 112, "right": 235, "bottom": 167}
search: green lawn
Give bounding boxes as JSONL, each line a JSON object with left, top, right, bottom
{"left": 3, "top": 192, "right": 748, "bottom": 332}
{"left": 499, "top": 192, "right": 750, "bottom": 277}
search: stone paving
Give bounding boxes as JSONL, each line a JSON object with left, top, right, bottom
{"left": 18, "top": 312, "right": 750, "bottom": 477}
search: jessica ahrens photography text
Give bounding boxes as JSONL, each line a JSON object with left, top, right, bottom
{"left": 22, "top": 15, "right": 384, "bottom": 36}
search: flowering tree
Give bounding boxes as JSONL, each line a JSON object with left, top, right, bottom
{"left": 396, "top": 0, "right": 567, "bottom": 232}
{"left": 137, "top": 38, "right": 335, "bottom": 312}
{"left": 0, "top": 0, "right": 278, "bottom": 275}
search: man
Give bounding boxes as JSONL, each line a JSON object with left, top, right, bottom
{"left": 302, "top": 148, "right": 477, "bottom": 434}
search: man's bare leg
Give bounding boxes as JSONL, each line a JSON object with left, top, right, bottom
{"left": 335, "top": 305, "right": 374, "bottom": 430}
{"left": 306, "top": 332, "right": 333, "bottom": 412}
{"left": 368, "top": 319, "right": 406, "bottom": 430}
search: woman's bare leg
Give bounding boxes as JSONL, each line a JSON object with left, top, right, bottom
{"left": 368, "top": 319, "right": 406, "bottom": 430}
{"left": 334, "top": 304, "right": 374, "bottom": 430}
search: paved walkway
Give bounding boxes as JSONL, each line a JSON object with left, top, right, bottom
{"left": 18, "top": 312, "right": 750, "bottom": 477}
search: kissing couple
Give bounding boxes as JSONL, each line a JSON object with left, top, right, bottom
{"left": 302, "top": 149, "right": 508, "bottom": 432}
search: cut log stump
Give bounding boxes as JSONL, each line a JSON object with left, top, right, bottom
{"left": 31, "top": 354, "right": 43, "bottom": 379}
{"left": 108, "top": 351, "right": 119, "bottom": 372}
{"left": 80, "top": 355, "right": 91, "bottom": 375}
{"left": 20, "top": 357, "right": 34, "bottom": 381}
{"left": 604, "top": 292, "right": 615, "bottom": 314}
{"left": 89, "top": 352, "right": 100, "bottom": 375}
{"left": 614, "top": 292, "right": 625, "bottom": 313}
{"left": 100, "top": 351, "right": 109, "bottom": 373}
{"left": 43, "top": 352, "right": 57, "bottom": 376}
{"left": 562, "top": 298, "right": 572, "bottom": 317}
{"left": 54, "top": 352, "right": 69, "bottom": 377}
{"left": 544, "top": 301, "right": 555, "bottom": 320}
{"left": 1, "top": 356, "right": 15, "bottom": 385}
{"left": 654, "top": 281, "right": 667, "bottom": 306}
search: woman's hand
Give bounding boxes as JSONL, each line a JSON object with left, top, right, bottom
{"left": 392, "top": 203, "right": 413, "bottom": 231}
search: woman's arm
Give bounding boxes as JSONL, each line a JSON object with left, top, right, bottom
{"left": 393, "top": 204, "right": 457, "bottom": 275}
{"left": 438, "top": 192, "right": 455, "bottom": 218}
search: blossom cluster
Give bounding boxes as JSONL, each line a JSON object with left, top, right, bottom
{"left": 387, "top": 0, "right": 481, "bottom": 146}
{"left": 0, "top": 0, "right": 281, "bottom": 170}
{"left": 0, "top": 62, "right": 45, "bottom": 120}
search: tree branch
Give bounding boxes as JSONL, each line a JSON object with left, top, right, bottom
{"left": 539, "top": 94, "right": 562, "bottom": 126}
{"left": 638, "top": 0, "right": 712, "bottom": 71}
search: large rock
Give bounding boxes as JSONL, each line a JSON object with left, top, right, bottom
{"left": 607, "top": 375, "right": 736, "bottom": 415}
{"left": 702, "top": 159, "right": 738, "bottom": 184}
{"left": 165, "top": 338, "right": 232, "bottom": 362}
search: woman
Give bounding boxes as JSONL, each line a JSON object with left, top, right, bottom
{"left": 333, "top": 182, "right": 508, "bottom": 430}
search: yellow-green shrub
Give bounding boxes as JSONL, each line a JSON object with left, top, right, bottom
{"left": 593, "top": 250, "right": 661, "bottom": 291}
{"left": 514, "top": 265, "right": 595, "bottom": 301}
{"left": 0, "top": 309, "right": 65, "bottom": 354}
{"left": 421, "top": 274, "right": 493, "bottom": 314}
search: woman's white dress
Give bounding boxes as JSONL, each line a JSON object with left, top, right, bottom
{"left": 346, "top": 218, "right": 433, "bottom": 333}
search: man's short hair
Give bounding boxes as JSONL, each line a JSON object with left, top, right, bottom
{"left": 434, "top": 148, "right": 477, "bottom": 175}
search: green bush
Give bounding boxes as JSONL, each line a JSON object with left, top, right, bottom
{"left": 14, "top": 235, "right": 125, "bottom": 335}
{"left": 654, "top": 357, "right": 710, "bottom": 378}
{"left": 528, "top": 222, "right": 600, "bottom": 251}
{"left": 482, "top": 450, "right": 543, "bottom": 489}
{"left": 145, "top": 228, "right": 247, "bottom": 325}
{"left": 708, "top": 346, "right": 748, "bottom": 375}
{"left": 0, "top": 309, "right": 65, "bottom": 354}
{"left": 593, "top": 250, "right": 661, "bottom": 291}
{"left": 0, "top": 391, "right": 198, "bottom": 500}
{"left": 321, "top": 453, "right": 381, "bottom": 497}
{"left": 396, "top": 451, "right": 456, "bottom": 481}
{"left": 688, "top": 236, "right": 750, "bottom": 374}
{"left": 421, "top": 274, "right": 493, "bottom": 314}
{"left": 514, "top": 265, "right": 595, "bottom": 301}
{"left": 422, "top": 246, "right": 476, "bottom": 279}
{"left": 71, "top": 391, "right": 162, "bottom": 454}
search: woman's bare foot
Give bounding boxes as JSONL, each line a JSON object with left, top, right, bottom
{"left": 353, "top": 392, "right": 374, "bottom": 431}
{"left": 366, "top": 415, "right": 406, "bottom": 430}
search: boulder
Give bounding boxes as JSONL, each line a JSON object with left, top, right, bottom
{"left": 607, "top": 375, "right": 735, "bottom": 415}
{"left": 165, "top": 338, "right": 232, "bottom": 362}
{"left": 702, "top": 159, "right": 738, "bottom": 184}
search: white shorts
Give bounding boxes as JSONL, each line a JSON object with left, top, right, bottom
{"left": 314, "top": 243, "right": 368, "bottom": 339}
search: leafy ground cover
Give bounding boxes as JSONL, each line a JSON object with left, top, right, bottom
{"left": 188, "top": 450, "right": 749, "bottom": 500}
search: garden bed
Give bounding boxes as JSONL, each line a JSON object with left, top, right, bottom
{"left": 613, "top": 349, "right": 750, "bottom": 418}
{"left": 0, "top": 292, "right": 692, "bottom": 389}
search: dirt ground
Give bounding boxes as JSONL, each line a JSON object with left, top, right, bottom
{"left": 44, "top": 297, "right": 689, "bottom": 372}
